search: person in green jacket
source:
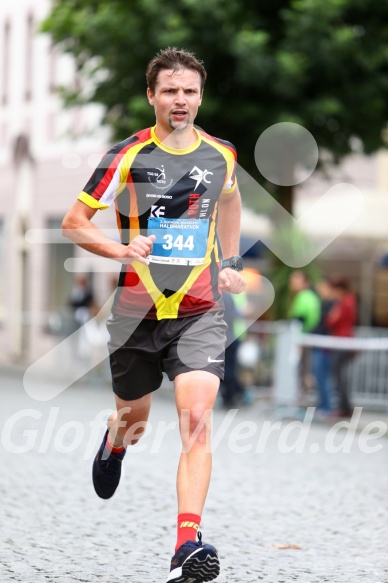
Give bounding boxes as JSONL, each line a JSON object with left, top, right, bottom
{"left": 288, "top": 270, "right": 321, "bottom": 399}
{"left": 289, "top": 270, "right": 321, "bottom": 332}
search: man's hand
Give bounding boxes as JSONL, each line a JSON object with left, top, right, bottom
{"left": 62, "top": 201, "right": 157, "bottom": 264}
{"left": 117, "top": 234, "right": 156, "bottom": 265}
{"left": 219, "top": 267, "right": 246, "bottom": 294}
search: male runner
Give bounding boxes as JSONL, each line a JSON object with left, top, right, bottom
{"left": 62, "top": 47, "right": 246, "bottom": 583}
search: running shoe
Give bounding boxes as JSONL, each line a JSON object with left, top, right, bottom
{"left": 92, "top": 429, "right": 126, "bottom": 499}
{"left": 166, "top": 532, "right": 220, "bottom": 583}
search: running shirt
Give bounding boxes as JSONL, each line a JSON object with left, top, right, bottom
{"left": 78, "top": 126, "right": 237, "bottom": 320}
{"left": 289, "top": 289, "right": 321, "bottom": 332}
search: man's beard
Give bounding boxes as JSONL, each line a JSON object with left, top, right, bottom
{"left": 168, "top": 115, "right": 191, "bottom": 131}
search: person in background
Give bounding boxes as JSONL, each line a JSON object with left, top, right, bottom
{"left": 310, "top": 277, "right": 336, "bottom": 414}
{"left": 68, "top": 275, "right": 96, "bottom": 360}
{"left": 220, "top": 290, "right": 249, "bottom": 408}
{"left": 69, "top": 275, "right": 95, "bottom": 329}
{"left": 288, "top": 270, "right": 321, "bottom": 397}
{"left": 288, "top": 270, "right": 321, "bottom": 333}
{"left": 325, "top": 275, "right": 357, "bottom": 417}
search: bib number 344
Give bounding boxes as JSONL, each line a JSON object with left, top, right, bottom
{"left": 147, "top": 217, "right": 209, "bottom": 266}
{"left": 162, "top": 234, "right": 194, "bottom": 251}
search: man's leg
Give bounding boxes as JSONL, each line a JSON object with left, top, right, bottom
{"left": 92, "top": 393, "right": 153, "bottom": 499}
{"left": 311, "top": 348, "right": 331, "bottom": 412}
{"left": 165, "top": 370, "right": 220, "bottom": 583}
{"left": 108, "top": 393, "right": 153, "bottom": 447}
{"left": 174, "top": 370, "right": 219, "bottom": 517}
{"left": 336, "top": 352, "right": 352, "bottom": 416}
{"left": 94, "top": 312, "right": 164, "bottom": 498}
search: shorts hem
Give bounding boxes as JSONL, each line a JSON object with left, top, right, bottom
{"left": 112, "top": 383, "right": 160, "bottom": 402}
{"left": 166, "top": 365, "right": 224, "bottom": 382}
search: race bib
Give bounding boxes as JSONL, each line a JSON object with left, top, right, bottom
{"left": 148, "top": 217, "right": 209, "bottom": 266}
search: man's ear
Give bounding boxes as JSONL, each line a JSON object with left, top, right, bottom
{"left": 147, "top": 87, "right": 154, "bottom": 106}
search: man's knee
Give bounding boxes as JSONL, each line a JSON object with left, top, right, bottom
{"left": 108, "top": 408, "right": 148, "bottom": 446}
{"left": 179, "top": 406, "right": 213, "bottom": 448}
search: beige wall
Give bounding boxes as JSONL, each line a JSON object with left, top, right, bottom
{"left": 0, "top": 0, "right": 114, "bottom": 365}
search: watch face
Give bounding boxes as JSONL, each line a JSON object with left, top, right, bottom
{"left": 222, "top": 256, "right": 243, "bottom": 270}
{"left": 235, "top": 257, "right": 243, "bottom": 270}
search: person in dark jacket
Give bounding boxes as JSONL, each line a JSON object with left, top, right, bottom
{"left": 325, "top": 275, "right": 357, "bottom": 417}
{"left": 220, "top": 291, "right": 247, "bottom": 407}
{"left": 310, "top": 278, "right": 335, "bottom": 413}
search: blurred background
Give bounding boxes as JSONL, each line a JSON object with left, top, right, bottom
{"left": 1, "top": 0, "right": 388, "bottom": 413}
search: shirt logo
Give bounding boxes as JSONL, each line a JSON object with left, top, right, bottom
{"left": 150, "top": 205, "right": 165, "bottom": 218}
{"left": 147, "top": 165, "right": 173, "bottom": 190}
{"left": 189, "top": 166, "right": 213, "bottom": 190}
{"left": 179, "top": 521, "right": 199, "bottom": 530}
{"left": 208, "top": 356, "right": 223, "bottom": 363}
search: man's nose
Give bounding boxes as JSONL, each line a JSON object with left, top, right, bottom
{"left": 175, "top": 90, "right": 187, "bottom": 105}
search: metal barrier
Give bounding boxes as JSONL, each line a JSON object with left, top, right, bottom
{"left": 247, "top": 321, "right": 388, "bottom": 411}
{"left": 344, "top": 327, "right": 388, "bottom": 410}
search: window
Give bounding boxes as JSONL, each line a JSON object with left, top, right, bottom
{"left": 45, "top": 218, "right": 76, "bottom": 334}
{"left": 48, "top": 42, "right": 57, "bottom": 93}
{"left": 0, "top": 220, "right": 4, "bottom": 324}
{"left": 25, "top": 14, "right": 34, "bottom": 101}
{"left": 0, "top": 122, "right": 7, "bottom": 149}
{"left": 2, "top": 21, "right": 10, "bottom": 105}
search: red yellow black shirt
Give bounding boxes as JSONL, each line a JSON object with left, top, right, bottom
{"left": 78, "top": 126, "right": 237, "bottom": 320}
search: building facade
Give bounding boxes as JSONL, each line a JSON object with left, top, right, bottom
{"left": 0, "top": 0, "right": 114, "bottom": 365}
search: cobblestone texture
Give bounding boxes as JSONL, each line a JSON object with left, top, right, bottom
{"left": 0, "top": 370, "right": 387, "bottom": 582}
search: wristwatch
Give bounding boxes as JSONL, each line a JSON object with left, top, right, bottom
{"left": 221, "top": 256, "right": 244, "bottom": 271}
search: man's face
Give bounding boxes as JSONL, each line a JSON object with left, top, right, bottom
{"left": 317, "top": 280, "right": 333, "bottom": 300}
{"left": 289, "top": 271, "right": 306, "bottom": 292}
{"left": 147, "top": 68, "right": 202, "bottom": 133}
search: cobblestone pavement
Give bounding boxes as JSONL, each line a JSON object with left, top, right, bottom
{"left": 0, "top": 369, "right": 387, "bottom": 583}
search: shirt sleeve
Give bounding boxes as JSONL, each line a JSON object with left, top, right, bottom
{"left": 77, "top": 144, "right": 129, "bottom": 210}
{"left": 222, "top": 147, "right": 238, "bottom": 194}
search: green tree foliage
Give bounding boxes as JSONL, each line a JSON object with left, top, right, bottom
{"left": 43, "top": 0, "right": 388, "bottom": 194}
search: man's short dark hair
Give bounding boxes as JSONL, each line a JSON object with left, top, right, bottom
{"left": 146, "top": 47, "right": 207, "bottom": 94}
{"left": 328, "top": 274, "right": 351, "bottom": 292}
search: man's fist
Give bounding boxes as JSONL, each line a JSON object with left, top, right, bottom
{"left": 121, "top": 234, "right": 156, "bottom": 265}
{"left": 219, "top": 267, "right": 246, "bottom": 294}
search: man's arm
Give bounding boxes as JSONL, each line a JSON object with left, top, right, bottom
{"left": 217, "top": 187, "right": 246, "bottom": 293}
{"left": 62, "top": 200, "right": 155, "bottom": 265}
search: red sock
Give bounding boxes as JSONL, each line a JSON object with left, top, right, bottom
{"left": 106, "top": 433, "right": 125, "bottom": 454}
{"left": 175, "top": 513, "right": 201, "bottom": 551}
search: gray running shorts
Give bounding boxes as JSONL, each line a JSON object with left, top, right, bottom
{"left": 107, "top": 310, "right": 227, "bottom": 401}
